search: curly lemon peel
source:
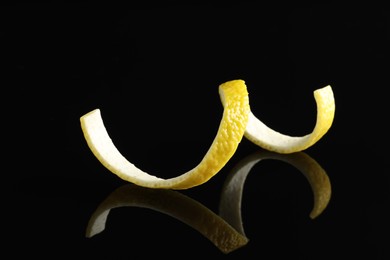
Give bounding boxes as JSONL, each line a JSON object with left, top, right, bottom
{"left": 86, "top": 184, "right": 249, "bottom": 254}
{"left": 80, "top": 80, "right": 250, "bottom": 189}
{"left": 243, "top": 85, "right": 335, "bottom": 153}
{"left": 81, "top": 80, "right": 335, "bottom": 189}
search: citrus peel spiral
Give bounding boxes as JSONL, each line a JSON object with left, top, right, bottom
{"left": 80, "top": 79, "right": 335, "bottom": 189}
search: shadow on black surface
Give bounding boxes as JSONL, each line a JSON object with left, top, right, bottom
{"left": 86, "top": 149, "right": 331, "bottom": 254}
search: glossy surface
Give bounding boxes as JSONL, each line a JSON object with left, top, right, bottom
{"left": 6, "top": 2, "right": 389, "bottom": 259}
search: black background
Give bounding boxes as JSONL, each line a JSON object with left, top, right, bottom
{"left": 3, "top": 1, "right": 390, "bottom": 259}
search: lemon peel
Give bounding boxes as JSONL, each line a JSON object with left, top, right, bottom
{"left": 80, "top": 80, "right": 250, "bottom": 189}
{"left": 243, "top": 85, "right": 335, "bottom": 153}
{"left": 86, "top": 184, "right": 249, "bottom": 254}
{"left": 81, "top": 80, "right": 335, "bottom": 189}
{"left": 219, "top": 150, "right": 331, "bottom": 236}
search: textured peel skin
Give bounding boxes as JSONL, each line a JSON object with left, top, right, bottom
{"left": 80, "top": 80, "right": 335, "bottom": 189}
{"left": 80, "top": 80, "right": 250, "bottom": 189}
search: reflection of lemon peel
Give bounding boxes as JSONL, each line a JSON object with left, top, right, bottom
{"left": 86, "top": 184, "right": 249, "bottom": 254}
{"left": 219, "top": 150, "right": 331, "bottom": 234}
{"left": 80, "top": 80, "right": 250, "bottom": 189}
{"left": 243, "top": 85, "right": 335, "bottom": 153}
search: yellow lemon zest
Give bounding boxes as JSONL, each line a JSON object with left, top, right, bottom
{"left": 80, "top": 80, "right": 335, "bottom": 189}
{"left": 80, "top": 80, "right": 250, "bottom": 189}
